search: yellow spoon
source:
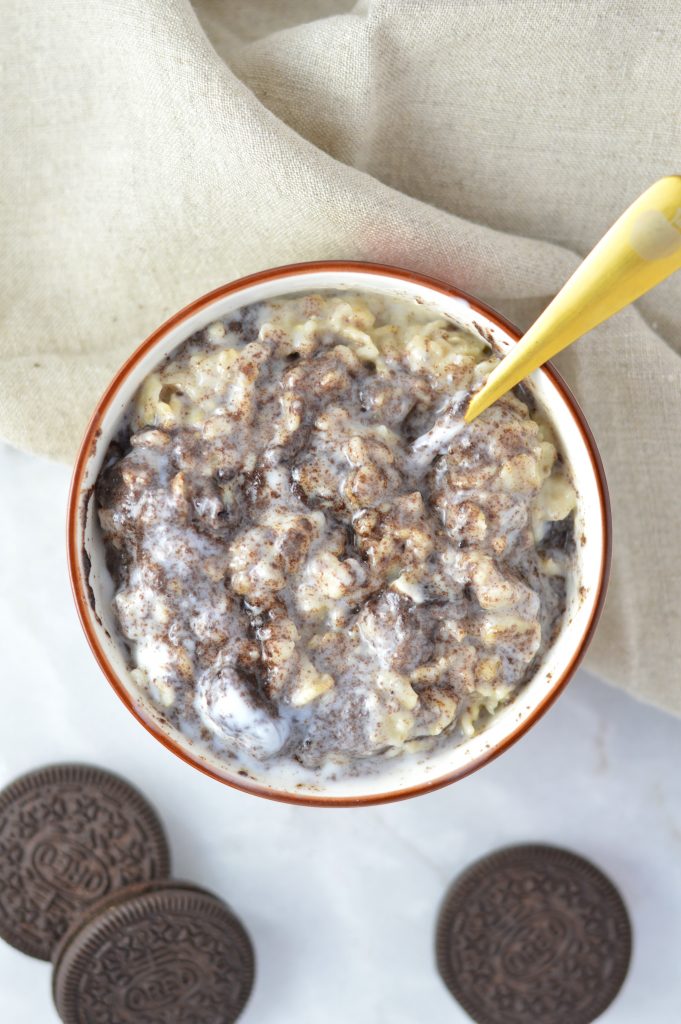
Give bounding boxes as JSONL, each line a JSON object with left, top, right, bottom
{"left": 465, "top": 175, "right": 681, "bottom": 423}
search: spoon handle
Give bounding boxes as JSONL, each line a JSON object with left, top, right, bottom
{"left": 466, "top": 175, "right": 681, "bottom": 422}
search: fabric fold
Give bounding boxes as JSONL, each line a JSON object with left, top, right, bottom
{"left": 1, "top": 0, "right": 680, "bottom": 714}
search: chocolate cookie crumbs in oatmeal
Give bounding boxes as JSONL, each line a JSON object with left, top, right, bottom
{"left": 96, "top": 292, "right": 576, "bottom": 779}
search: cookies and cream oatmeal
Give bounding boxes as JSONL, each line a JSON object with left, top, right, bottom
{"left": 96, "top": 291, "right": 576, "bottom": 778}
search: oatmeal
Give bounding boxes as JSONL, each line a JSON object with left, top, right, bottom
{"left": 96, "top": 292, "right": 576, "bottom": 777}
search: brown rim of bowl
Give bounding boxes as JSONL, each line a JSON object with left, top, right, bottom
{"left": 67, "top": 260, "right": 611, "bottom": 808}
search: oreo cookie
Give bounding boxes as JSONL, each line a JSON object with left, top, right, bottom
{"left": 0, "top": 763, "right": 170, "bottom": 959}
{"left": 53, "top": 880, "right": 255, "bottom": 1023}
{"left": 436, "top": 844, "right": 632, "bottom": 1024}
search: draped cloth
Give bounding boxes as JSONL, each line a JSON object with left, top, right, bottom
{"left": 2, "top": 0, "right": 680, "bottom": 712}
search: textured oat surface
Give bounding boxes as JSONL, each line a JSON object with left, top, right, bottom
{"left": 96, "top": 292, "right": 576, "bottom": 776}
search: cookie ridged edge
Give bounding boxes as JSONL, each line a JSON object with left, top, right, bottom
{"left": 435, "top": 843, "right": 632, "bottom": 1024}
{"left": 0, "top": 763, "right": 171, "bottom": 960}
{"left": 53, "top": 883, "right": 255, "bottom": 1024}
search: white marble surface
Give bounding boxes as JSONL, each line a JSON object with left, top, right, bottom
{"left": 1, "top": 441, "right": 681, "bottom": 1023}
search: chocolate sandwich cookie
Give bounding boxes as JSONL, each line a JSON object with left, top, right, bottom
{"left": 52, "top": 880, "right": 255, "bottom": 1024}
{"left": 436, "top": 844, "right": 631, "bottom": 1024}
{"left": 0, "top": 763, "right": 170, "bottom": 960}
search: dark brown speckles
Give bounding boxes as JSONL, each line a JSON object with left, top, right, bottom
{"left": 79, "top": 484, "right": 103, "bottom": 627}
{"left": 94, "top": 291, "right": 575, "bottom": 781}
{"left": 79, "top": 485, "right": 94, "bottom": 538}
{"left": 81, "top": 546, "right": 97, "bottom": 616}
{"left": 89, "top": 427, "right": 102, "bottom": 461}
{"left": 471, "top": 320, "right": 496, "bottom": 346}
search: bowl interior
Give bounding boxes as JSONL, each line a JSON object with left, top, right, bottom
{"left": 71, "top": 265, "right": 608, "bottom": 805}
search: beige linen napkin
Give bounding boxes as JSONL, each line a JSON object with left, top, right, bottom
{"left": 1, "top": 0, "right": 680, "bottom": 713}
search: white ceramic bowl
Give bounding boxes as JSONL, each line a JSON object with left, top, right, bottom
{"left": 68, "top": 261, "right": 610, "bottom": 806}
